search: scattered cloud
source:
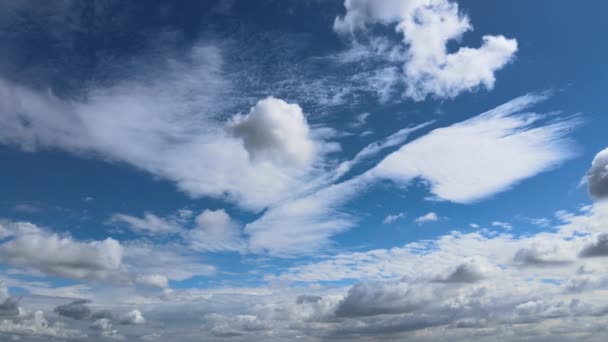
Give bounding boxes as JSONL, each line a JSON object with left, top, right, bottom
{"left": 110, "top": 212, "right": 182, "bottom": 236}
{"left": 415, "top": 212, "right": 439, "bottom": 224}
{"left": 12, "top": 203, "right": 41, "bottom": 214}
{"left": 0, "top": 221, "right": 123, "bottom": 281}
{"left": 334, "top": 0, "right": 517, "bottom": 101}
{"left": 119, "top": 309, "right": 145, "bottom": 325}
{"left": 383, "top": 213, "right": 406, "bottom": 224}
{"left": 491, "top": 221, "right": 513, "bottom": 230}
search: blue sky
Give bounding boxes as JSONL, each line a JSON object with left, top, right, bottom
{"left": 0, "top": 0, "right": 607, "bottom": 341}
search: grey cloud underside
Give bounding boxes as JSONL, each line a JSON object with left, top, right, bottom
{"left": 587, "top": 148, "right": 608, "bottom": 199}
{"left": 54, "top": 300, "right": 91, "bottom": 320}
{"left": 579, "top": 234, "right": 608, "bottom": 258}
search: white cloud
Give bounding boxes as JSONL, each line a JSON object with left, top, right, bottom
{"left": 415, "top": 212, "right": 438, "bottom": 224}
{"left": 119, "top": 309, "right": 145, "bottom": 325}
{"left": 334, "top": 0, "right": 517, "bottom": 101}
{"left": 245, "top": 93, "right": 579, "bottom": 256}
{"left": 123, "top": 242, "right": 215, "bottom": 282}
{"left": 373, "top": 93, "right": 580, "bottom": 203}
{"left": 110, "top": 212, "right": 182, "bottom": 236}
{"left": 228, "top": 97, "right": 316, "bottom": 167}
{"left": 136, "top": 274, "right": 170, "bottom": 290}
{"left": 0, "top": 49, "right": 335, "bottom": 212}
{"left": 0, "top": 222, "right": 123, "bottom": 281}
{"left": 586, "top": 147, "right": 608, "bottom": 199}
{"left": 491, "top": 221, "right": 513, "bottom": 230}
{"left": 0, "top": 310, "right": 85, "bottom": 339}
{"left": 245, "top": 176, "right": 369, "bottom": 255}
{"left": 383, "top": 213, "right": 406, "bottom": 224}
{"left": 186, "top": 209, "right": 246, "bottom": 253}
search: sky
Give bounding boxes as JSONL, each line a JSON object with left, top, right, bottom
{"left": 0, "top": 0, "right": 607, "bottom": 340}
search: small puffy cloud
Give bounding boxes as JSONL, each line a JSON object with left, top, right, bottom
{"left": 136, "top": 274, "right": 170, "bottom": 289}
{"left": 186, "top": 209, "right": 246, "bottom": 253}
{"left": 228, "top": 97, "right": 316, "bottom": 167}
{"left": 491, "top": 221, "right": 513, "bottom": 230}
{"left": 586, "top": 147, "right": 608, "bottom": 199}
{"left": 579, "top": 234, "right": 608, "bottom": 258}
{"left": 415, "top": 212, "right": 438, "bottom": 224}
{"left": 119, "top": 309, "right": 145, "bottom": 325}
{"left": 334, "top": 0, "right": 517, "bottom": 101}
{"left": 383, "top": 213, "right": 405, "bottom": 224}
{"left": 54, "top": 300, "right": 92, "bottom": 320}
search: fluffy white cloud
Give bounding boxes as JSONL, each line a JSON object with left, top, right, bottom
{"left": 119, "top": 309, "right": 145, "bottom": 325}
{"left": 415, "top": 212, "right": 438, "bottom": 224}
{"left": 228, "top": 97, "right": 316, "bottom": 167}
{"left": 373, "top": 93, "right": 580, "bottom": 203}
{"left": 334, "top": 0, "right": 517, "bottom": 101}
{"left": 0, "top": 222, "right": 123, "bottom": 281}
{"left": 586, "top": 147, "right": 608, "bottom": 199}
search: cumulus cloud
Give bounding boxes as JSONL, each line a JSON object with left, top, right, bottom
{"left": 586, "top": 147, "right": 608, "bottom": 199}
{"left": 334, "top": 281, "right": 430, "bottom": 317}
{"left": 53, "top": 300, "right": 92, "bottom": 320}
{"left": 228, "top": 97, "right": 316, "bottom": 167}
{"left": 415, "top": 212, "right": 438, "bottom": 224}
{"left": 90, "top": 318, "right": 112, "bottom": 331}
{"left": 0, "top": 310, "right": 85, "bottom": 339}
{"left": 373, "top": 93, "right": 580, "bottom": 203}
{"left": 579, "top": 234, "right": 608, "bottom": 258}
{"left": 334, "top": 0, "right": 517, "bottom": 101}
{"left": 0, "top": 221, "right": 123, "bottom": 281}
{"left": 186, "top": 209, "right": 246, "bottom": 253}
{"left": 119, "top": 309, "right": 145, "bottom": 325}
